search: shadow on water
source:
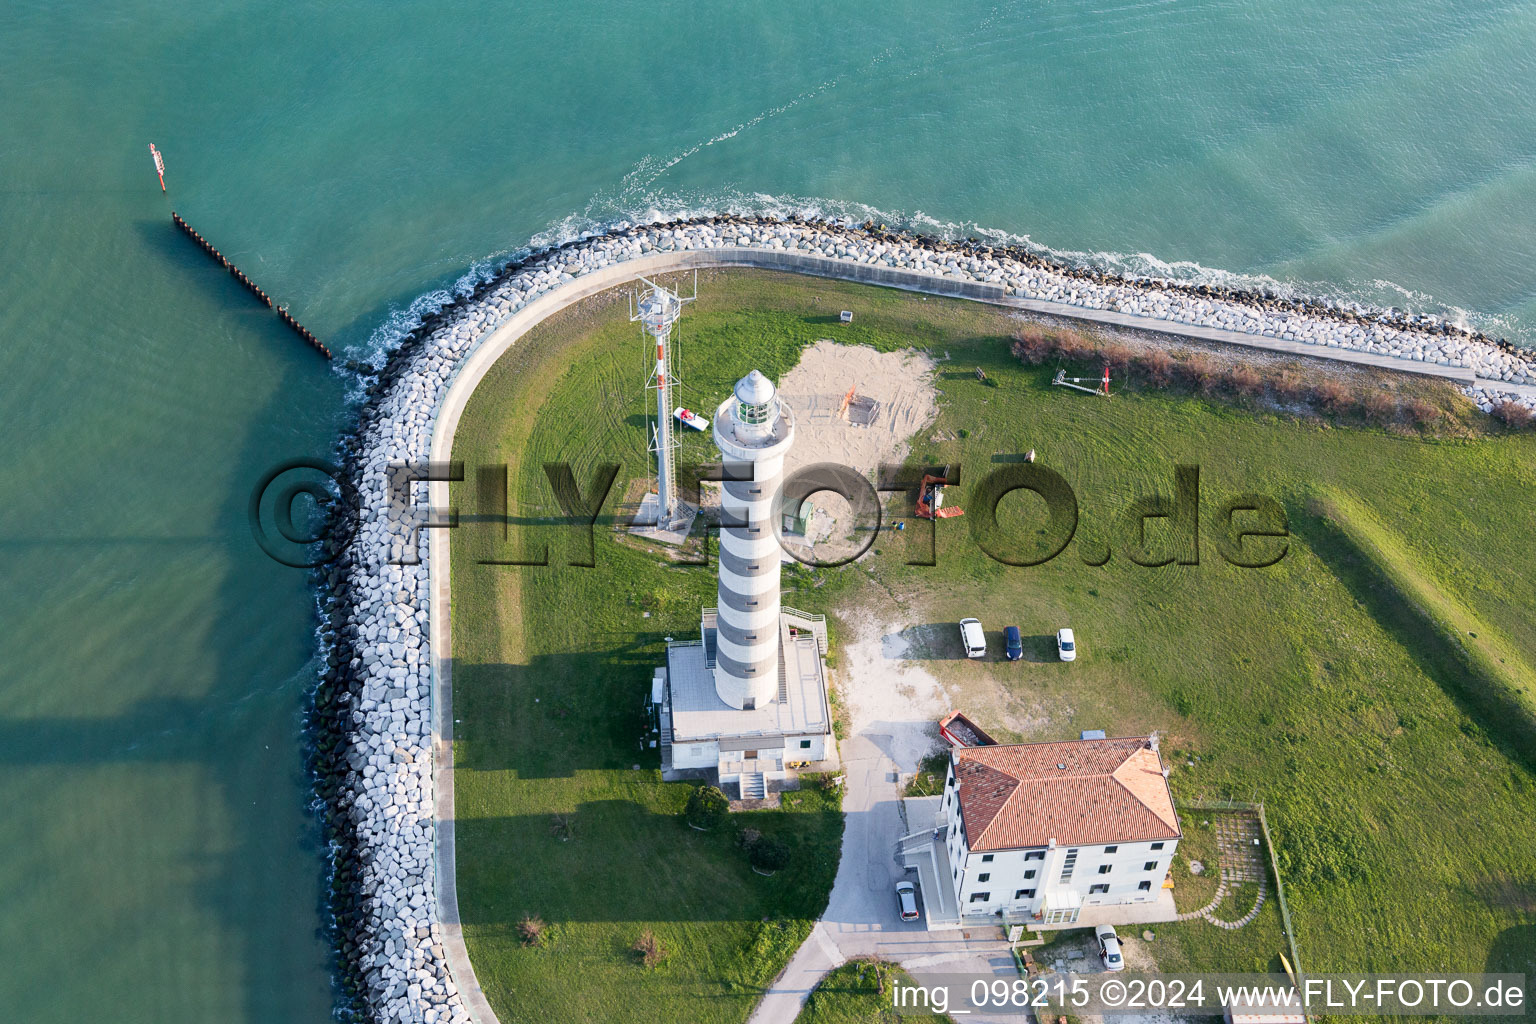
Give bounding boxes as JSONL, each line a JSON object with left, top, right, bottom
{"left": 0, "top": 353, "right": 341, "bottom": 1021}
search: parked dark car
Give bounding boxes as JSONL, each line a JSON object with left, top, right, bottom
{"left": 1004, "top": 625, "right": 1023, "bottom": 661}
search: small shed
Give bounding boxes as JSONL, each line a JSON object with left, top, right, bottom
{"left": 781, "top": 498, "right": 815, "bottom": 537}
{"left": 1225, "top": 993, "right": 1305, "bottom": 1024}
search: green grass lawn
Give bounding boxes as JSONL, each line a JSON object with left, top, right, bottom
{"left": 793, "top": 962, "right": 951, "bottom": 1024}
{"left": 449, "top": 269, "right": 1536, "bottom": 1023}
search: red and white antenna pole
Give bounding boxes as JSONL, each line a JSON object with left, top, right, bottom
{"left": 1102, "top": 365, "right": 1111, "bottom": 396}
{"left": 148, "top": 144, "right": 166, "bottom": 192}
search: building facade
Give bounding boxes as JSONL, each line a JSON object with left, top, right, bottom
{"left": 940, "top": 736, "right": 1180, "bottom": 924}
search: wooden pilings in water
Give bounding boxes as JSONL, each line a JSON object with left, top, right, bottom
{"left": 171, "top": 212, "right": 332, "bottom": 359}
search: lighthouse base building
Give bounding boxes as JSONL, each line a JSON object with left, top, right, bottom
{"left": 658, "top": 609, "right": 834, "bottom": 798}
{"left": 654, "top": 369, "right": 836, "bottom": 799}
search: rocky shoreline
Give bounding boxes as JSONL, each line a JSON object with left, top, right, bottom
{"left": 309, "top": 214, "right": 1533, "bottom": 1024}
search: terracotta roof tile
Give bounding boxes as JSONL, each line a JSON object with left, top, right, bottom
{"left": 954, "top": 737, "right": 1180, "bottom": 851}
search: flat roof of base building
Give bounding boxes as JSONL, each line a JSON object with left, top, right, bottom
{"left": 953, "top": 736, "right": 1180, "bottom": 851}
{"left": 666, "top": 628, "right": 830, "bottom": 745}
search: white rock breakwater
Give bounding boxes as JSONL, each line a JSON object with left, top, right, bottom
{"left": 312, "top": 213, "right": 1531, "bottom": 1024}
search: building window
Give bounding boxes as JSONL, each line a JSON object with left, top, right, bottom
{"left": 1151, "top": 842, "right": 1165, "bottom": 850}
{"left": 1059, "top": 849, "right": 1078, "bottom": 882}
{"left": 1089, "top": 884, "right": 1109, "bottom": 895}
{"left": 799, "top": 739, "right": 811, "bottom": 749}
{"left": 1023, "top": 869, "right": 1036, "bottom": 880}
{"left": 982, "top": 854, "right": 994, "bottom": 863}
{"left": 1014, "top": 888, "right": 1036, "bottom": 899}
{"left": 743, "top": 699, "right": 755, "bottom": 711}
{"left": 1144, "top": 861, "right": 1158, "bottom": 871}
{"left": 1104, "top": 845, "right": 1118, "bottom": 854}
{"left": 970, "top": 892, "right": 990, "bottom": 903}
{"left": 1024, "top": 851, "right": 1044, "bottom": 861}
{"left": 977, "top": 873, "right": 991, "bottom": 883}
{"left": 1138, "top": 880, "right": 1152, "bottom": 891}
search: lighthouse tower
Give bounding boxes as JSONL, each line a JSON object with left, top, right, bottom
{"left": 711, "top": 369, "right": 796, "bottom": 710}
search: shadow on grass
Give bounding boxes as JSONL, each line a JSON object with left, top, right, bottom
{"left": 881, "top": 623, "right": 973, "bottom": 661}
{"left": 453, "top": 798, "right": 845, "bottom": 925}
{"left": 1292, "top": 504, "right": 1536, "bottom": 775}
{"left": 452, "top": 639, "right": 672, "bottom": 777}
{"left": 1485, "top": 923, "right": 1536, "bottom": 975}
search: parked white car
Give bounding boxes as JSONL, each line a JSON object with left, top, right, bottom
{"left": 959, "top": 618, "right": 987, "bottom": 658}
{"left": 1096, "top": 924, "right": 1124, "bottom": 971}
{"left": 1056, "top": 627, "right": 1077, "bottom": 662}
{"left": 895, "top": 880, "right": 920, "bottom": 922}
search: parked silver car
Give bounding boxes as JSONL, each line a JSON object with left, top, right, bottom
{"left": 1095, "top": 923, "right": 1124, "bottom": 970}
{"left": 896, "top": 880, "right": 920, "bottom": 922}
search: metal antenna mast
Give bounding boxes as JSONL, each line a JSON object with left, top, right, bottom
{"left": 630, "top": 275, "right": 695, "bottom": 529}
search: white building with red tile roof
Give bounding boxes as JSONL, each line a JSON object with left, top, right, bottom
{"left": 938, "top": 735, "right": 1181, "bottom": 925}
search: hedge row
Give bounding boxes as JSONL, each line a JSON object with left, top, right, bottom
{"left": 1009, "top": 325, "right": 1478, "bottom": 430}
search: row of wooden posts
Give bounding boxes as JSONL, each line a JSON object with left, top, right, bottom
{"left": 171, "top": 212, "right": 331, "bottom": 359}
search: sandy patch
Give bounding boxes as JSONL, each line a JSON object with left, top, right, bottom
{"left": 773, "top": 341, "right": 939, "bottom": 563}
{"left": 777, "top": 339, "right": 940, "bottom": 480}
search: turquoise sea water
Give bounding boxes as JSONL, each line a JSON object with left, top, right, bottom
{"left": 1, "top": 2, "right": 1532, "bottom": 1020}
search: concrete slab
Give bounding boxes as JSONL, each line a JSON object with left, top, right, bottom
{"left": 628, "top": 493, "right": 699, "bottom": 546}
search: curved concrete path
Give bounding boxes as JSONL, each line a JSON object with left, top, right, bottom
{"left": 746, "top": 728, "right": 1017, "bottom": 1024}
{"left": 423, "top": 242, "right": 1499, "bottom": 1024}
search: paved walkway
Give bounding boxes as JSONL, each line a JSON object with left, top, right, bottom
{"left": 746, "top": 730, "right": 1018, "bottom": 1024}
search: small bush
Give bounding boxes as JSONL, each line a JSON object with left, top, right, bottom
{"left": 1056, "top": 328, "right": 1097, "bottom": 361}
{"left": 1010, "top": 327, "right": 1053, "bottom": 365}
{"left": 1100, "top": 341, "right": 1136, "bottom": 372}
{"left": 518, "top": 913, "right": 546, "bottom": 947}
{"left": 1184, "top": 354, "right": 1223, "bottom": 395}
{"left": 1138, "top": 350, "right": 1177, "bottom": 387}
{"left": 1405, "top": 399, "right": 1443, "bottom": 428}
{"left": 1226, "top": 364, "right": 1264, "bottom": 397}
{"left": 1272, "top": 371, "right": 1307, "bottom": 403}
{"left": 1315, "top": 379, "right": 1354, "bottom": 414}
{"left": 808, "top": 771, "right": 842, "bottom": 792}
{"left": 549, "top": 813, "right": 575, "bottom": 841}
{"left": 1493, "top": 400, "right": 1535, "bottom": 428}
{"left": 684, "top": 785, "right": 730, "bottom": 829}
{"left": 1361, "top": 390, "right": 1397, "bottom": 424}
{"left": 750, "top": 836, "right": 791, "bottom": 873}
{"left": 738, "top": 827, "right": 762, "bottom": 849}
{"left": 633, "top": 928, "right": 668, "bottom": 969}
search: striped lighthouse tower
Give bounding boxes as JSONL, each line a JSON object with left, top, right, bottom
{"left": 711, "top": 370, "right": 796, "bottom": 711}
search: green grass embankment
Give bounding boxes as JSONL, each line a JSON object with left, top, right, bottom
{"left": 794, "top": 962, "right": 952, "bottom": 1024}
{"left": 1306, "top": 487, "right": 1536, "bottom": 760}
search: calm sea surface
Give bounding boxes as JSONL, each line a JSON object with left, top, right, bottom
{"left": 1, "top": 1, "right": 1532, "bottom": 1019}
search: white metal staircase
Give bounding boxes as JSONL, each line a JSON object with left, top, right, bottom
{"left": 780, "top": 606, "right": 828, "bottom": 655}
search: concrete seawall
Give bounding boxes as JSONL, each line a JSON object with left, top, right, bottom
{"left": 314, "top": 214, "right": 1536, "bottom": 1024}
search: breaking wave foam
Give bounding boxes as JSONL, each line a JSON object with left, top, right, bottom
{"left": 342, "top": 189, "right": 1528, "bottom": 384}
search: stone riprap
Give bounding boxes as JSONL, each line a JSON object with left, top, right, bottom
{"left": 312, "top": 214, "right": 1532, "bottom": 1024}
